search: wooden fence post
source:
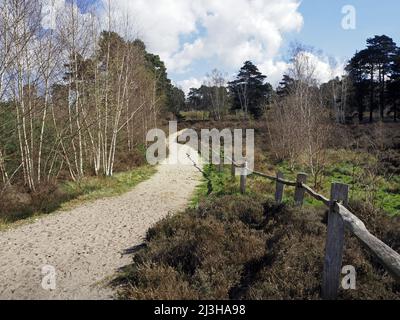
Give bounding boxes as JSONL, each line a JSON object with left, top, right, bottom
{"left": 294, "top": 173, "right": 307, "bottom": 206}
{"left": 322, "top": 183, "right": 349, "bottom": 300}
{"left": 231, "top": 155, "right": 236, "bottom": 178}
{"left": 240, "top": 160, "right": 248, "bottom": 194}
{"left": 275, "top": 171, "right": 285, "bottom": 204}
{"left": 231, "top": 136, "right": 235, "bottom": 177}
{"left": 219, "top": 152, "right": 223, "bottom": 173}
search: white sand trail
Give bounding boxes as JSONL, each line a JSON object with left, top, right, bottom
{"left": 0, "top": 131, "right": 202, "bottom": 300}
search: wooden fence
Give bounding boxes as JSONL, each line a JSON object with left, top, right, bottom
{"left": 231, "top": 160, "right": 400, "bottom": 300}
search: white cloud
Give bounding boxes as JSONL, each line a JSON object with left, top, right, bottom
{"left": 291, "top": 51, "right": 346, "bottom": 84}
{"left": 258, "top": 59, "right": 291, "bottom": 87}
{"left": 259, "top": 53, "right": 345, "bottom": 87}
{"left": 41, "top": 0, "right": 66, "bottom": 29}
{"left": 101, "top": 0, "right": 304, "bottom": 74}
{"left": 304, "top": 53, "right": 345, "bottom": 84}
{"left": 176, "top": 77, "right": 206, "bottom": 95}
{"left": 44, "top": 1, "right": 343, "bottom": 92}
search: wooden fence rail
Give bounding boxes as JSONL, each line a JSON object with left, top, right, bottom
{"left": 230, "top": 159, "right": 400, "bottom": 300}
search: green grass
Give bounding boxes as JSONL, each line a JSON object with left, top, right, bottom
{"left": 189, "top": 164, "right": 241, "bottom": 208}
{"left": 180, "top": 111, "right": 210, "bottom": 121}
{"left": 0, "top": 165, "right": 157, "bottom": 230}
{"left": 61, "top": 165, "right": 156, "bottom": 209}
{"left": 190, "top": 148, "right": 399, "bottom": 216}
{"left": 272, "top": 150, "right": 400, "bottom": 216}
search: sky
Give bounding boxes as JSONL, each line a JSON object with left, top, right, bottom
{"left": 66, "top": 0, "right": 400, "bottom": 94}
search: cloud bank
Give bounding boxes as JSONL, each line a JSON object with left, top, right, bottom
{"left": 102, "top": 0, "right": 303, "bottom": 87}
{"left": 42, "top": 0, "right": 344, "bottom": 93}
{"left": 103, "top": 0, "right": 303, "bottom": 73}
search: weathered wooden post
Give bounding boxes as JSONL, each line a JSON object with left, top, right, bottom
{"left": 231, "top": 155, "right": 236, "bottom": 178}
{"left": 240, "top": 160, "right": 248, "bottom": 194}
{"left": 294, "top": 173, "right": 307, "bottom": 206}
{"left": 231, "top": 136, "right": 236, "bottom": 178}
{"left": 219, "top": 152, "right": 223, "bottom": 173}
{"left": 322, "top": 183, "right": 349, "bottom": 300}
{"left": 275, "top": 171, "right": 285, "bottom": 204}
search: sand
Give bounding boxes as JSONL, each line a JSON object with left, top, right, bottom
{"left": 0, "top": 131, "right": 202, "bottom": 300}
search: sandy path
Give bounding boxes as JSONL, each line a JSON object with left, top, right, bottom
{"left": 0, "top": 131, "right": 202, "bottom": 300}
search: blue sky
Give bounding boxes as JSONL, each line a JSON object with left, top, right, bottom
{"left": 74, "top": 0, "right": 400, "bottom": 92}
{"left": 285, "top": 0, "right": 400, "bottom": 60}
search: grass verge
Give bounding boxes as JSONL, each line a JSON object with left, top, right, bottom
{"left": 0, "top": 165, "right": 156, "bottom": 230}
{"left": 271, "top": 149, "right": 400, "bottom": 216}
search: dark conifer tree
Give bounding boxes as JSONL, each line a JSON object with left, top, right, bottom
{"left": 228, "top": 61, "right": 272, "bottom": 119}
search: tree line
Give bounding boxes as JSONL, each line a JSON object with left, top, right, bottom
{"left": 184, "top": 34, "right": 400, "bottom": 124}
{"left": 345, "top": 35, "right": 400, "bottom": 122}
{"left": 182, "top": 37, "right": 399, "bottom": 189}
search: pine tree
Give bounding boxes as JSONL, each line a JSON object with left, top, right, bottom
{"left": 366, "top": 35, "right": 398, "bottom": 120}
{"left": 276, "top": 75, "right": 296, "bottom": 98}
{"left": 388, "top": 51, "right": 400, "bottom": 121}
{"left": 345, "top": 51, "right": 370, "bottom": 122}
{"left": 228, "top": 61, "right": 272, "bottom": 119}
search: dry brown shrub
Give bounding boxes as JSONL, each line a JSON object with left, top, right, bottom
{"left": 116, "top": 195, "right": 399, "bottom": 300}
